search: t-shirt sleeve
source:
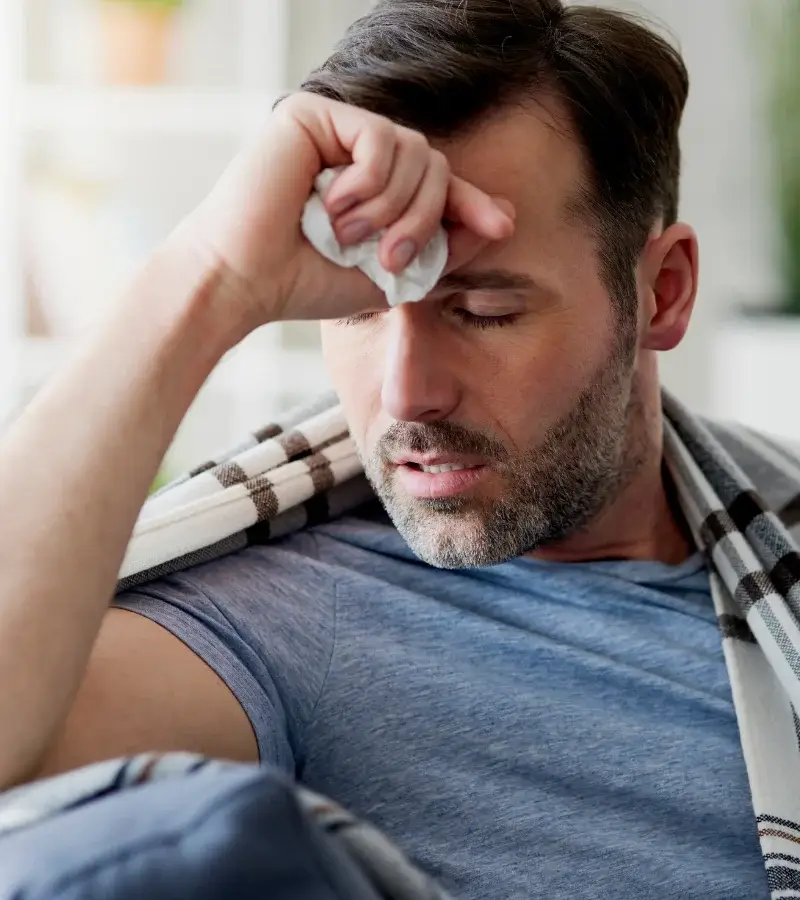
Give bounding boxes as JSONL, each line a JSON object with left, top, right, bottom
{"left": 113, "top": 532, "right": 337, "bottom": 771}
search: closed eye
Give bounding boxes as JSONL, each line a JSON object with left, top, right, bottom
{"left": 451, "top": 308, "right": 520, "bottom": 329}
{"left": 335, "top": 309, "right": 521, "bottom": 329}
{"left": 336, "top": 312, "right": 382, "bottom": 327}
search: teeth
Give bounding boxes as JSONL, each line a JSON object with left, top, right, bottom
{"left": 418, "top": 463, "right": 474, "bottom": 474}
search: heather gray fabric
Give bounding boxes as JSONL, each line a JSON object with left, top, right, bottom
{"left": 116, "top": 501, "right": 769, "bottom": 899}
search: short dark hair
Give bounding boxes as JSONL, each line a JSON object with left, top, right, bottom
{"left": 300, "top": 0, "right": 689, "bottom": 319}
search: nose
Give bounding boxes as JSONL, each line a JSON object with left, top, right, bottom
{"left": 380, "top": 307, "right": 461, "bottom": 423}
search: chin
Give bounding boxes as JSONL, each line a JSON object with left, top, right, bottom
{"left": 393, "top": 510, "right": 523, "bottom": 570}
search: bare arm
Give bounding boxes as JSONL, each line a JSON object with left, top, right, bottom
{"left": 0, "top": 94, "right": 513, "bottom": 790}
{"left": 0, "top": 248, "right": 249, "bottom": 787}
{"left": 35, "top": 608, "right": 258, "bottom": 778}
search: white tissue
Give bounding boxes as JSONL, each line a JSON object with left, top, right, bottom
{"left": 301, "top": 167, "right": 449, "bottom": 306}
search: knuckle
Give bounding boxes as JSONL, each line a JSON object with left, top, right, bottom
{"left": 271, "top": 96, "right": 296, "bottom": 125}
{"left": 400, "top": 127, "right": 430, "bottom": 154}
{"left": 370, "top": 118, "right": 397, "bottom": 145}
{"left": 277, "top": 90, "right": 310, "bottom": 115}
{"left": 359, "top": 141, "right": 394, "bottom": 179}
{"left": 358, "top": 157, "right": 390, "bottom": 193}
{"left": 273, "top": 91, "right": 325, "bottom": 129}
{"left": 430, "top": 148, "right": 450, "bottom": 174}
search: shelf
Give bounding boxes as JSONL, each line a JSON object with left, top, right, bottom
{"left": 23, "top": 85, "right": 281, "bottom": 136}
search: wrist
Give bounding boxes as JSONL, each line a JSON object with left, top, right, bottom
{"left": 134, "top": 237, "right": 264, "bottom": 366}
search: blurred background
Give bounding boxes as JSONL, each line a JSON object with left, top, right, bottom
{"left": 0, "top": 0, "right": 795, "bottom": 481}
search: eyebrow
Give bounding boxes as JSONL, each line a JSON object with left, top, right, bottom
{"left": 435, "top": 269, "right": 537, "bottom": 294}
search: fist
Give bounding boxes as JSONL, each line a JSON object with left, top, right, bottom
{"left": 178, "top": 92, "right": 516, "bottom": 331}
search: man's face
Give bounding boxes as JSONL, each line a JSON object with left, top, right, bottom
{"left": 321, "top": 101, "right": 646, "bottom": 568}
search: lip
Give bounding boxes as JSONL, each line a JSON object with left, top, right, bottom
{"left": 392, "top": 453, "right": 486, "bottom": 468}
{"left": 393, "top": 460, "right": 488, "bottom": 499}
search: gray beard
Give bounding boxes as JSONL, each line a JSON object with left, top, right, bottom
{"left": 360, "top": 336, "right": 646, "bottom": 569}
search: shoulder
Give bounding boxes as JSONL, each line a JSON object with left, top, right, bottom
{"left": 121, "top": 502, "right": 401, "bottom": 645}
{"left": 112, "top": 523, "right": 369, "bottom": 765}
{"left": 187, "top": 500, "right": 400, "bottom": 589}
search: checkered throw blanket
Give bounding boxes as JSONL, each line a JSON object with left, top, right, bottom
{"left": 5, "top": 389, "right": 800, "bottom": 898}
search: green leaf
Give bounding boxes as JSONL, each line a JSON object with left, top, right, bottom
{"left": 756, "top": 0, "right": 800, "bottom": 313}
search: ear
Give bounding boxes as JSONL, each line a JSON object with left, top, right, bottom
{"left": 639, "top": 223, "right": 699, "bottom": 352}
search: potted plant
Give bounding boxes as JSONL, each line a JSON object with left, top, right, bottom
{"left": 98, "top": 0, "right": 185, "bottom": 85}
{"left": 710, "top": 3, "right": 800, "bottom": 442}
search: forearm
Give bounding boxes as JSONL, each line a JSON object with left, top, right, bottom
{"left": 0, "top": 241, "right": 249, "bottom": 787}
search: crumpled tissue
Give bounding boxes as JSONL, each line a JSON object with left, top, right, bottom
{"left": 301, "top": 167, "right": 449, "bottom": 306}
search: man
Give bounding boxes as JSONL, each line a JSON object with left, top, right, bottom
{"left": 0, "top": 0, "right": 776, "bottom": 897}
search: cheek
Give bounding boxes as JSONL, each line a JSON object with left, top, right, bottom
{"left": 523, "top": 316, "right": 602, "bottom": 387}
{"left": 321, "top": 323, "right": 371, "bottom": 388}
{"left": 485, "top": 314, "right": 610, "bottom": 436}
{"left": 320, "top": 323, "right": 383, "bottom": 443}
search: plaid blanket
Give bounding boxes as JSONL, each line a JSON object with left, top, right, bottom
{"left": 5, "top": 388, "right": 800, "bottom": 898}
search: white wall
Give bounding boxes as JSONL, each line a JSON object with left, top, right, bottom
{"left": 616, "top": 0, "right": 777, "bottom": 414}
{"left": 287, "top": 0, "right": 368, "bottom": 89}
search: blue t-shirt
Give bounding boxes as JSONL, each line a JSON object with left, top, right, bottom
{"left": 116, "top": 503, "right": 767, "bottom": 899}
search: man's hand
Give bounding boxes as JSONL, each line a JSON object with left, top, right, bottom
{"left": 180, "top": 92, "right": 515, "bottom": 328}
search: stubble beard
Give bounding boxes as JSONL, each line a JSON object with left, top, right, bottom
{"left": 361, "top": 328, "right": 646, "bottom": 568}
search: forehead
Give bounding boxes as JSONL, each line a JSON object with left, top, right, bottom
{"left": 434, "top": 97, "right": 589, "bottom": 237}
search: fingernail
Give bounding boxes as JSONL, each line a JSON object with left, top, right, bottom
{"left": 492, "top": 196, "right": 515, "bottom": 220}
{"left": 390, "top": 239, "right": 417, "bottom": 270}
{"left": 338, "top": 219, "right": 373, "bottom": 245}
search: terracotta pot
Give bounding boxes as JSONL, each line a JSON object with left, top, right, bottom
{"left": 99, "top": 2, "right": 176, "bottom": 85}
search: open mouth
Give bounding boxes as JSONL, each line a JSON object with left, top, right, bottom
{"left": 404, "top": 462, "right": 482, "bottom": 475}
{"left": 395, "top": 461, "right": 488, "bottom": 499}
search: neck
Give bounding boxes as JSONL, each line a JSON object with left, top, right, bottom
{"left": 529, "top": 376, "right": 693, "bottom": 567}
{"left": 530, "top": 459, "right": 693, "bottom": 566}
